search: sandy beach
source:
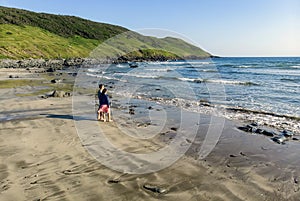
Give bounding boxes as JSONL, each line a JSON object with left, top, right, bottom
{"left": 1, "top": 68, "right": 300, "bottom": 201}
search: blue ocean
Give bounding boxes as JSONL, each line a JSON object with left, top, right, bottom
{"left": 85, "top": 57, "right": 300, "bottom": 133}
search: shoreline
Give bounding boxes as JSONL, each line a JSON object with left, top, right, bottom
{"left": 0, "top": 56, "right": 218, "bottom": 69}
{"left": 1, "top": 67, "right": 300, "bottom": 200}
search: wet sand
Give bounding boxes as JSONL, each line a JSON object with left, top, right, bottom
{"left": 0, "top": 68, "right": 300, "bottom": 201}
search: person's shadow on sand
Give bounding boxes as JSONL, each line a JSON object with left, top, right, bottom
{"left": 44, "top": 114, "right": 74, "bottom": 120}
{"left": 40, "top": 114, "right": 96, "bottom": 121}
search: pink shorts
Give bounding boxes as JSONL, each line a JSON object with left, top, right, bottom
{"left": 98, "top": 105, "right": 109, "bottom": 113}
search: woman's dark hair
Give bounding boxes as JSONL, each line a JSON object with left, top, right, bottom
{"left": 99, "top": 84, "right": 104, "bottom": 89}
{"left": 102, "top": 88, "right": 107, "bottom": 94}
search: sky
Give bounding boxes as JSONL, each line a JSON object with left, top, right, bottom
{"left": 0, "top": 0, "right": 299, "bottom": 57}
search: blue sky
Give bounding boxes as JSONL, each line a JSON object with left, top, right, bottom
{"left": 1, "top": 0, "right": 299, "bottom": 56}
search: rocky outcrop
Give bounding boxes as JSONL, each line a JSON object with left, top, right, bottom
{"left": 0, "top": 55, "right": 218, "bottom": 69}
{"left": 0, "top": 57, "right": 127, "bottom": 69}
{"left": 0, "top": 58, "right": 65, "bottom": 68}
{"left": 40, "top": 90, "right": 72, "bottom": 99}
{"left": 238, "top": 122, "right": 298, "bottom": 144}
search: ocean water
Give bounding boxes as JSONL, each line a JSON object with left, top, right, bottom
{"left": 84, "top": 57, "right": 300, "bottom": 133}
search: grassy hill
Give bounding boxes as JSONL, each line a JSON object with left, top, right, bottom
{"left": 0, "top": 6, "right": 212, "bottom": 60}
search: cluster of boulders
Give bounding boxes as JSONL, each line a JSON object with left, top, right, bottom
{"left": 0, "top": 59, "right": 64, "bottom": 68}
{"left": 0, "top": 58, "right": 93, "bottom": 69}
{"left": 238, "top": 122, "right": 298, "bottom": 144}
{"left": 8, "top": 75, "right": 19, "bottom": 78}
{"left": 128, "top": 105, "right": 137, "bottom": 115}
{"left": 40, "top": 90, "right": 72, "bottom": 99}
{"left": 0, "top": 55, "right": 217, "bottom": 69}
{"left": 50, "top": 79, "right": 62, "bottom": 83}
{"left": 0, "top": 58, "right": 125, "bottom": 69}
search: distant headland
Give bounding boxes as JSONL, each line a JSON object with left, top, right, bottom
{"left": 0, "top": 6, "right": 217, "bottom": 68}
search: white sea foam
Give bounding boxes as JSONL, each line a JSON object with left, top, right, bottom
{"left": 238, "top": 65, "right": 252, "bottom": 68}
{"left": 116, "top": 64, "right": 127, "bottom": 68}
{"left": 177, "top": 77, "right": 256, "bottom": 86}
{"left": 147, "top": 61, "right": 212, "bottom": 65}
{"left": 86, "top": 73, "right": 116, "bottom": 80}
{"left": 133, "top": 94, "right": 300, "bottom": 134}
{"left": 177, "top": 77, "right": 202, "bottom": 82}
{"left": 201, "top": 69, "right": 218, "bottom": 72}
{"left": 207, "top": 79, "right": 256, "bottom": 85}
{"left": 116, "top": 72, "right": 160, "bottom": 79}
{"left": 87, "top": 68, "right": 99, "bottom": 73}
{"left": 146, "top": 68, "right": 173, "bottom": 72}
{"left": 86, "top": 73, "right": 99, "bottom": 77}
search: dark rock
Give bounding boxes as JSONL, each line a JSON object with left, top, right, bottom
{"left": 250, "top": 126, "right": 258, "bottom": 133}
{"left": 46, "top": 90, "right": 72, "bottom": 98}
{"left": 255, "top": 128, "right": 264, "bottom": 134}
{"left": 8, "top": 75, "right": 19, "bottom": 78}
{"left": 50, "top": 79, "right": 61, "bottom": 83}
{"left": 194, "top": 79, "right": 202, "bottom": 83}
{"left": 62, "top": 170, "right": 72, "bottom": 175}
{"left": 250, "top": 122, "right": 259, "bottom": 127}
{"left": 39, "top": 95, "right": 48, "bottom": 99}
{"left": 272, "top": 135, "right": 287, "bottom": 144}
{"left": 229, "top": 154, "right": 237, "bottom": 158}
{"left": 186, "top": 138, "right": 192, "bottom": 143}
{"left": 68, "top": 72, "right": 78, "bottom": 76}
{"left": 64, "top": 58, "right": 84, "bottom": 66}
{"left": 170, "top": 127, "right": 178, "bottom": 131}
{"left": 262, "top": 130, "right": 275, "bottom": 137}
{"left": 30, "top": 180, "right": 38, "bottom": 184}
{"left": 46, "top": 67, "right": 55, "bottom": 72}
{"left": 282, "top": 130, "right": 293, "bottom": 137}
{"left": 199, "top": 99, "right": 211, "bottom": 107}
{"left": 45, "top": 91, "right": 55, "bottom": 97}
{"left": 129, "top": 108, "right": 135, "bottom": 115}
{"left": 137, "top": 122, "right": 151, "bottom": 127}
{"left": 53, "top": 90, "right": 65, "bottom": 98}
{"left": 148, "top": 106, "right": 153, "bottom": 110}
{"left": 143, "top": 184, "right": 167, "bottom": 194}
{"left": 238, "top": 124, "right": 275, "bottom": 137}
{"left": 108, "top": 179, "right": 120, "bottom": 184}
{"left": 65, "top": 92, "right": 72, "bottom": 97}
{"left": 185, "top": 103, "right": 191, "bottom": 107}
{"left": 292, "top": 137, "right": 299, "bottom": 141}
{"left": 240, "top": 152, "right": 246, "bottom": 156}
{"left": 129, "top": 105, "right": 137, "bottom": 108}
{"left": 238, "top": 125, "right": 254, "bottom": 132}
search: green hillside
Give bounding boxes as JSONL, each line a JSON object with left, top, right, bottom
{"left": 0, "top": 24, "right": 99, "bottom": 59}
{"left": 0, "top": 6, "right": 212, "bottom": 60}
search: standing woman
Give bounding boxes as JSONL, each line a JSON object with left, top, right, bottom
{"left": 97, "top": 84, "right": 104, "bottom": 104}
{"left": 97, "top": 88, "right": 112, "bottom": 122}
